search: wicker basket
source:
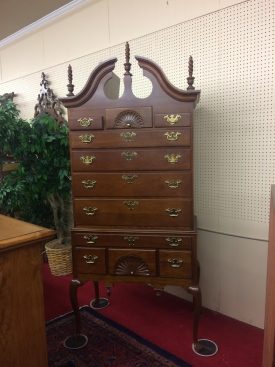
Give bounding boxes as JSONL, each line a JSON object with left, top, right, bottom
{"left": 45, "top": 239, "right": 72, "bottom": 276}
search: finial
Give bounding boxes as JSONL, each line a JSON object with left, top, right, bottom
{"left": 187, "top": 56, "right": 195, "bottom": 90}
{"left": 67, "top": 64, "right": 75, "bottom": 96}
{"left": 124, "top": 42, "right": 132, "bottom": 76}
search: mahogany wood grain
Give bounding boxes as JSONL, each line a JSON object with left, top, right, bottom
{"left": 0, "top": 215, "right": 55, "bottom": 367}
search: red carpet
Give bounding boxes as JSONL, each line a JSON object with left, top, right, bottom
{"left": 42, "top": 264, "right": 263, "bottom": 367}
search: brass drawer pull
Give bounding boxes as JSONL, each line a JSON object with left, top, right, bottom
{"left": 83, "top": 207, "right": 98, "bottom": 216}
{"left": 80, "top": 156, "right": 96, "bottom": 165}
{"left": 165, "top": 179, "right": 182, "bottom": 189}
{"left": 164, "top": 154, "right": 181, "bottom": 164}
{"left": 165, "top": 208, "right": 182, "bottom": 217}
{"left": 77, "top": 117, "right": 94, "bottom": 127}
{"left": 168, "top": 258, "right": 183, "bottom": 268}
{"left": 120, "top": 131, "right": 136, "bottom": 142}
{"left": 123, "top": 200, "right": 139, "bottom": 210}
{"left": 82, "top": 180, "right": 96, "bottom": 189}
{"left": 121, "top": 151, "right": 138, "bottom": 161}
{"left": 166, "top": 237, "right": 183, "bottom": 247}
{"left": 79, "top": 134, "right": 95, "bottom": 143}
{"left": 83, "top": 234, "right": 98, "bottom": 244}
{"left": 122, "top": 174, "right": 138, "bottom": 183}
{"left": 164, "top": 132, "right": 182, "bottom": 141}
{"left": 83, "top": 254, "right": 99, "bottom": 264}
{"left": 163, "top": 114, "right": 182, "bottom": 125}
{"left": 124, "top": 236, "right": 139, "bottom": 247}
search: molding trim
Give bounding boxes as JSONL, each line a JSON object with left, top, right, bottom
{"left": 0, "top": 0, "right": 95, "bottom": 49}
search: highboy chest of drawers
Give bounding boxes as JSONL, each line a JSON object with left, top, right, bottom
{"left": 61, "top": 43, "right": 202, "bottom": 351}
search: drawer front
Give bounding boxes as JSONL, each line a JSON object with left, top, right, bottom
{"left": 72, "top": 171, "right": 192, "bottom": 197}
{"left": 74, "top": 247, "right": 106, "bottom": 274}
{"left": 105, "top": 107, "right": 152, "bottom": 129}
{"left": 74, "top": 198, "right": 193, "bottom": 228}
{"left": 68, "top": 109, "right": 104, "bottom": 130}
{"left": 159, "top": 250, "right": 192, "bottom": 278}
{"left": 70, "top": 128, "right": 191, "bottom": 149}
{"left": 108, "top": 248, "right": 156, "bottom": 276}
{"left": 72, "top": 231, "right": 193, "bottom": 250}
{"left": 71, "top": 148, "right": 191, "bottom": 172}
{"left": 155, "top": 113, "right": 191, "bottom": 128}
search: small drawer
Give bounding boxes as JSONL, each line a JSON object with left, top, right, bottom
{"left": 105, "top": 107, "right": 152, "bottom": 129}
{"left": 68, "top": 109, "right": 103, "bottom": 130}
{"left": 74, "top": 247, "right": 106, "bottom": 274}
{"left": 155, "top": 113, "right": 191, "bottom": 128}
{"left": 159, "top": 250, "right": 192, "bottom": 278}
{"left": 108, "top": 248, "right": 156, "bottom": 276}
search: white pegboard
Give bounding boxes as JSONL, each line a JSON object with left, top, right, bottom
{"left": 0, "top": 0, "right": 274, "bottom": 238}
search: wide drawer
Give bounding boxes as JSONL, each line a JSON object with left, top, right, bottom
{"left": 69, "top": 128, "right": 191, "bottom": 149}
{"left": 159, "top": 250, "right": 192, "bottom": 278}
{"left": 72, "top": 231, "right": 193, "bottom": 250}
{"left": 74, "top": 247, "right": 106, "bottom": 274}
{"left": 108, "top": 248, "right": 156, "bottom": 276}
{"left": 74, "top": 198, "right": 193, "bottom": 228}
{"left": 154, "top": 112, "right": 192, "bottom": 128}
{"left": 71, "top": 148, "right": 191, "bottom": 171}
{"left": 72, "top": 171, "right": 192, "bottom": 197}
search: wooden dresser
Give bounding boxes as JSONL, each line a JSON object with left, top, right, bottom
{"left": 0, "top": 215, "right": 55, "bottom": 367}
{"left": 61, "top": 43, "right": 201, "bottom": 349}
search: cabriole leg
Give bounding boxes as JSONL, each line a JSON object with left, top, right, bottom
{"left": 90, "top": 280, "right": 110, "bottom": 309}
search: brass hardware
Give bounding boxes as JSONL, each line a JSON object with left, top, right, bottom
{"left": 120, "top": 131, "right": 136, "bottom": 142}
{"left": 163, "top": 114, "right": 182, "bottom": 125}
{"left": 168, "top": 258, "right": 183, "bottom": 268}
{"left": 166, "top": 237, "right": 183, "bottom": 247}
{"left": 121, "top": 151, "right": 138, "bottom": 160}
{"left": 83, "top": 207, "right": 98, "bottom": 216}
{"left": 82, "top": 180, "right": 96, "bottom": 189}
{"left": 123, "top": 236, "right": 139, "bottom": 247}
{"left": 80, "top": 156, "right": 96, "bottom": 165}
{"left": 83, "top": 234, "right": 98, "bottom": 244}
{"left": 164, "top": 154, "right": 181, "bottom": 164}
{"left": 165, "top": 179, "right": 182, "bottom": 189}
{"left": 123, "top": 200, "right": 139, "bottom": 210}
{"left": 165, "top": 208, "right": 182, "bottom": 217}
{"left": 77, "top": 117, "right": 94, "bottom": 127}
{"left": 79, "top": 134, "right": 95, "bottom": 143}
{"left": 83, "top": 254, "right": 99, "bottom": 264}
{"left": 122, "top": 174, "right": 138, "bottom": 183}
{"left": 164, "top": 132, "right": 182, "bottom": 141}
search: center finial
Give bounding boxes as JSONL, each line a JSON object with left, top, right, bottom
{"left": 124, "top": 42, "right": 132, "bottom": 76}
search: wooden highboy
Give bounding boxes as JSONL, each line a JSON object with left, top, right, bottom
{"left": 61, "top": 43, "right": 202, "bottom": 351}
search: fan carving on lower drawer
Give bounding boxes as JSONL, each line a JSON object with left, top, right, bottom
{"left": 113, "top": 256, "right": 151, "bottom": 276}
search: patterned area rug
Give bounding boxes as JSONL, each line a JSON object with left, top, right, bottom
{"left": 47, "top": 306, "right": 191, "bottom": 367}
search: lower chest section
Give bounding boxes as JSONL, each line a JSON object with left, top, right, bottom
{"left": 72, "top": 230, "right": 197, "bottom": 283}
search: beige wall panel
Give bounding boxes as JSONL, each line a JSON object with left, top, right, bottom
{"left": 0, "top": 32, "right": 44, "bottom": 82}
{"left": 43, "top": 1, "right": 109, "bottom": 68}
{"left": 108, "top": 0, "right": 220, "bottom": 45}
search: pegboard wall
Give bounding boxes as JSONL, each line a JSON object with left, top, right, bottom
{"left": 0, "top": 0, "right": 274, "bottom": 239}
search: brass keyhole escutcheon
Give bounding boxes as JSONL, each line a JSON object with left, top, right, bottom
{"left": 120, "top": 131, "right": 136, "bottom": 142}
{"left": 121, "top": 151, "right": 138, "bottom": 161}
{"left": 124, "top": 236, "right": 139, "bottom": 247}
{"left": 123, "top": 200, "right": 139, "bottom": 210}
{"left": 122, "top": 174, "right": 138, "bottom": 183}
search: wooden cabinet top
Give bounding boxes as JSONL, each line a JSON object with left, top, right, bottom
{"left": 0, "top": 215, "right": 55, "bottom": 252}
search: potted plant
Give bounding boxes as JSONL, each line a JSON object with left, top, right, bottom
{"left": 0, "top": 92, "right": 72, "bottom": 276}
